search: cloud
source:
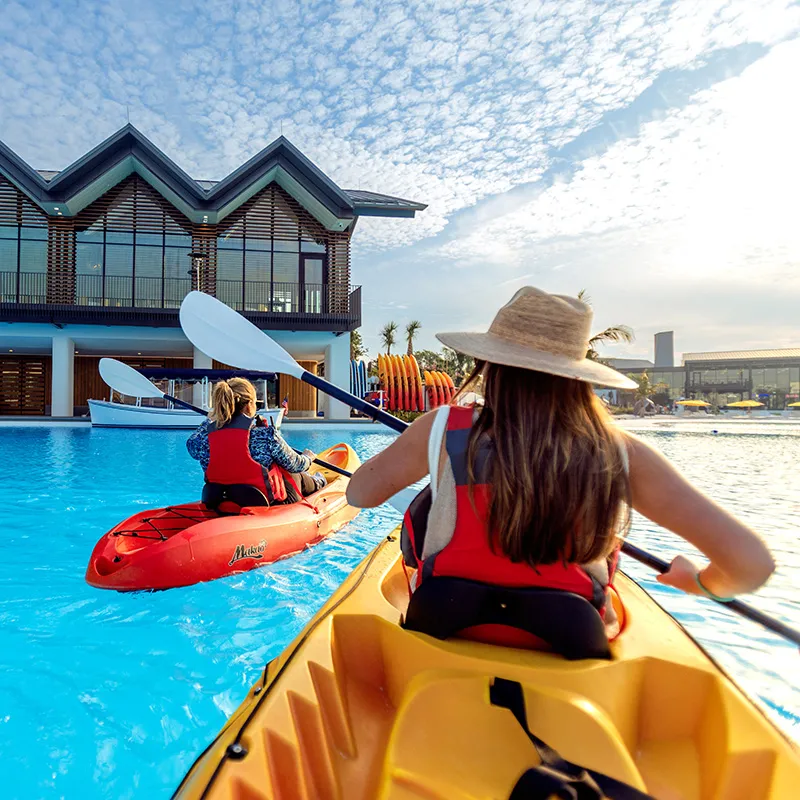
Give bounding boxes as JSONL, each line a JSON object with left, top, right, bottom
{"left": 436, "top": 38, "right": 800, "bottom": 317}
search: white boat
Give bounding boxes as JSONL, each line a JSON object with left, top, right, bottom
{"left": 90, "top": 365, "right": 283, "bottom": 429}
{"left": 89, "top": 400, "right": 283, "bottom": 429}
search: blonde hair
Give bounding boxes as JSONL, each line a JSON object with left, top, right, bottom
{"left": 209, "top": 378, "right": 257, "bottom": 429}
{"left": 459, "top": 361, "right": 630, "bottom": 566}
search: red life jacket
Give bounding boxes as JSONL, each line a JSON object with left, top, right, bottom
{"left": 206, "top": 414, "right": 295, "bottom": 504}
{"left": 401, "top": 405, "right": 622, "bottom": 651}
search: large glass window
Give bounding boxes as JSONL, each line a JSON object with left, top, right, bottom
{"left": 214, "top": 233, "right": 320, "bottom": 312}
{"left": 0, "top": 222, "right": 48, "bottom": 302}
{"left": 244, "top": 250, "right": 270, "bottom": 311}
{"left": 213, "top": 182, "right": 331, "bottom": 313}
{"left": 73, "top": 176, "right": 193, "bottom": 307}
{"left": 790, "top": 367, "right": 800, "bottom": 397}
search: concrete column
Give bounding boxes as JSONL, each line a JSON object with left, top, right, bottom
{"left": 193, "top": 346, "right": 213, "bottom": 409}
{"left": 321, "top": 335, "right": 350, "bottom": 420}
{"left": 51, "top": 335, "right": 75, "bottom": 417}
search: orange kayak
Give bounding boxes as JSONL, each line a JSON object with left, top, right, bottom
{"left": 409, "top": 354, "right": 424, "bottom": 412}
{"left": 85, "top": 444, "right": 360, "bottom": 591}
{"left": 395, "top": 355, "right": 409, "bottom": 411}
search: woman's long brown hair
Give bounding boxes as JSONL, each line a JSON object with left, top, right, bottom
{"left": 460, "top": 361, "right": 629, "bottom": 566}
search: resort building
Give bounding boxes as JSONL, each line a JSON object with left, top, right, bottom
{"left": 608, "top": 336, "right": 800, "bottom": 409}
{"left": 0, "top": 126, "right": 425, "bottom": 418}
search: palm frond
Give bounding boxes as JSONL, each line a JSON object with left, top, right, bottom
{"left": 380, "top": 321, "right": 398, "bottom": 353}
{"left": 588, "top": 325, "right": 634, "bottom": 347}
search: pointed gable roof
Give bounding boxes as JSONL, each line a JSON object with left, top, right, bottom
{"left": 0, "top": 125, "right": 426, "bottom": 231}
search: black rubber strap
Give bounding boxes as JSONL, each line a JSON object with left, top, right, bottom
{"left": 490, "top": 678, "right": 654, "bottom": 800}
{"left": 509, "top": 766, "right": 601, "bottom": 799}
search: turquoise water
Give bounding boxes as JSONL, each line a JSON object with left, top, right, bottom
{"left": 0, "top": 421, "right": 798, "bottom": 798}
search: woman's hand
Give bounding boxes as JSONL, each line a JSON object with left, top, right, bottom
{"left": 656, "top": 555, "right": 704, "bottom": 595}
{"left": 302, "top": 448, "right": 316, "bottom": 461}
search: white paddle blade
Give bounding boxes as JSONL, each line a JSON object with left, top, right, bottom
{"left": 179, "top": 291, "right": 302, "bottom": 378}
{"left": 99, "top": 358, "right": 165, "bottom": 399}
{"left": 386, "top": 486, "right": 419, "bottom": 515}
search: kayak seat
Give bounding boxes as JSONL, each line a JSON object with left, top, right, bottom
{"left": 201, "top": 482, "right": 269, "bottom": 515}
{"left": 403, "top": 576, "right": 610, "bottom": 660}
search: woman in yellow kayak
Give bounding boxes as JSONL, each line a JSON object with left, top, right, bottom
{"left": 347, "top": 287, "right": 775, "bottom": 649}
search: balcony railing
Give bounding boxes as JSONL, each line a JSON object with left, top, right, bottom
{"left": 1, "top": 271, "right": 47, "bottom": 304}
{"left": 0, "top": 272, "right": 361, "bottom": 331}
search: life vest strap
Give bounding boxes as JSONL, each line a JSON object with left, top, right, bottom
{"left": 491, "top": 678, "right": 655, "bottom": 799}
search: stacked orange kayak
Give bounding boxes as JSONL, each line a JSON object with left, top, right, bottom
{"left": 377, "top": 354, "right": 428, "bottom": 412}
{"left": 377, "top": 355, "right": 456, "bottom": 411}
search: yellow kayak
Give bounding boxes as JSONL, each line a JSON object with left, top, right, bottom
{"left": 174, "top": 533, "right": 800, "bottom": 799}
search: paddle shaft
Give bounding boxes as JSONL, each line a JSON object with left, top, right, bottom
{"left": 301, "top": 370, "right": 406, "bottom": 433}
{"left": 158, "top": 392, "right": 353, "bottom": 479}
{"left": 621, "top": 541, "right": 800, "bottom": 647}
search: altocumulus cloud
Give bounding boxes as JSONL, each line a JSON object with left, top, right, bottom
{"left": 0, "top": 0, "right": 798, "bottom": 354}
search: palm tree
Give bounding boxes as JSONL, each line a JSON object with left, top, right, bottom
{"left": 405, "top": 320, "right": 422, "bottom": 355}
{"left": 578, "top": 289, "right": 634, "bottom": 361}
{"left": 380, "top": 321, "right": 398, "bottom": 354}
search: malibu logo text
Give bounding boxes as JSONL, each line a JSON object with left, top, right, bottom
{"left": 228, "top": 540, "right": 267, "bottom": 567}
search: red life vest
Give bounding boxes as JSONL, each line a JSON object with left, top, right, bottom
{"left": 401, "top": 405, "right": 622, "bottom": 650}
{"left": 206, "top": 414, "right": 294, "bottom": 504}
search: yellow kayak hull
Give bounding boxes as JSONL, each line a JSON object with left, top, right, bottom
{"left": 174, "top": 534, "right": 799, "bottom": 800}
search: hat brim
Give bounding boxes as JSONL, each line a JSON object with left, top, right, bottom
{"left": 436, "top": 331, "right": 638, "bottom": 390}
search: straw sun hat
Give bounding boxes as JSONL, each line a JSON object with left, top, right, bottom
{"left": 436, "top": 287, "right": 637, "bottom": 390}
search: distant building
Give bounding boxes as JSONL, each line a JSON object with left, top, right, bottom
{"left": 654, "top": 331, "right": 674, "bottom": 368}
{"left": 622, "top": 348, "right": 800, "bottom": 409}
{"left": 681, "top": 348, "right": 800, "bottom": 409}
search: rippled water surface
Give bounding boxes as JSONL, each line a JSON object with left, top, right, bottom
{"left": 0, "top": 421, "right": 798, "bottom": 798}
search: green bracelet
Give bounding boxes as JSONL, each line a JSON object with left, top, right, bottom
{"left": 695, "top": 572, "right": 734, "bottom": 603}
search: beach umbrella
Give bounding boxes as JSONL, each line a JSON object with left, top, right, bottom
{"left": 676, "top": 399, "right": 711, "bottom": 407}
{"left": 725, "top": 400, "right": 764, "bottom": 408}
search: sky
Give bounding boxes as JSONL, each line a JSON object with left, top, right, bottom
{"left": 1, "top": 0, "right": 799, "bottom": 361}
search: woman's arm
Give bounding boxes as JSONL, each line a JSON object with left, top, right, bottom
{"left": 249, "top": 426, "right": 311, "bottom": 473}
{"left": 624, "top": 432, "right": 775, "bottom": 597}
{"left": 186, "top": 421, "right": 211, "bottom": 470}
{"left": 346, "top": 411, "right": 435, "bottom": 508}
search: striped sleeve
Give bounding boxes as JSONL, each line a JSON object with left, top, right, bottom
{"left": 186, "top": 420, "right": 212, "bottom": 470}
{"left": 249, "top": 425, "right": 310, "bottom": 473}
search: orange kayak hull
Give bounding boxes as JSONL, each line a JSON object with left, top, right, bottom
{"left": 85, "top": 444, "right": 361, "bottom": 591}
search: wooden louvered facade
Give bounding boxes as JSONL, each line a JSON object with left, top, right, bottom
{"left": 0, "top": 175, "right": 50, "bottom": 304}
{"left": 0, "top": 357, "right": 51, "bottom": 415}
{"left": 0, "top": 175, "right": 48, "bottom": 229}
{"left": 1, "top": 173, "right": 358, "bottom": 330}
